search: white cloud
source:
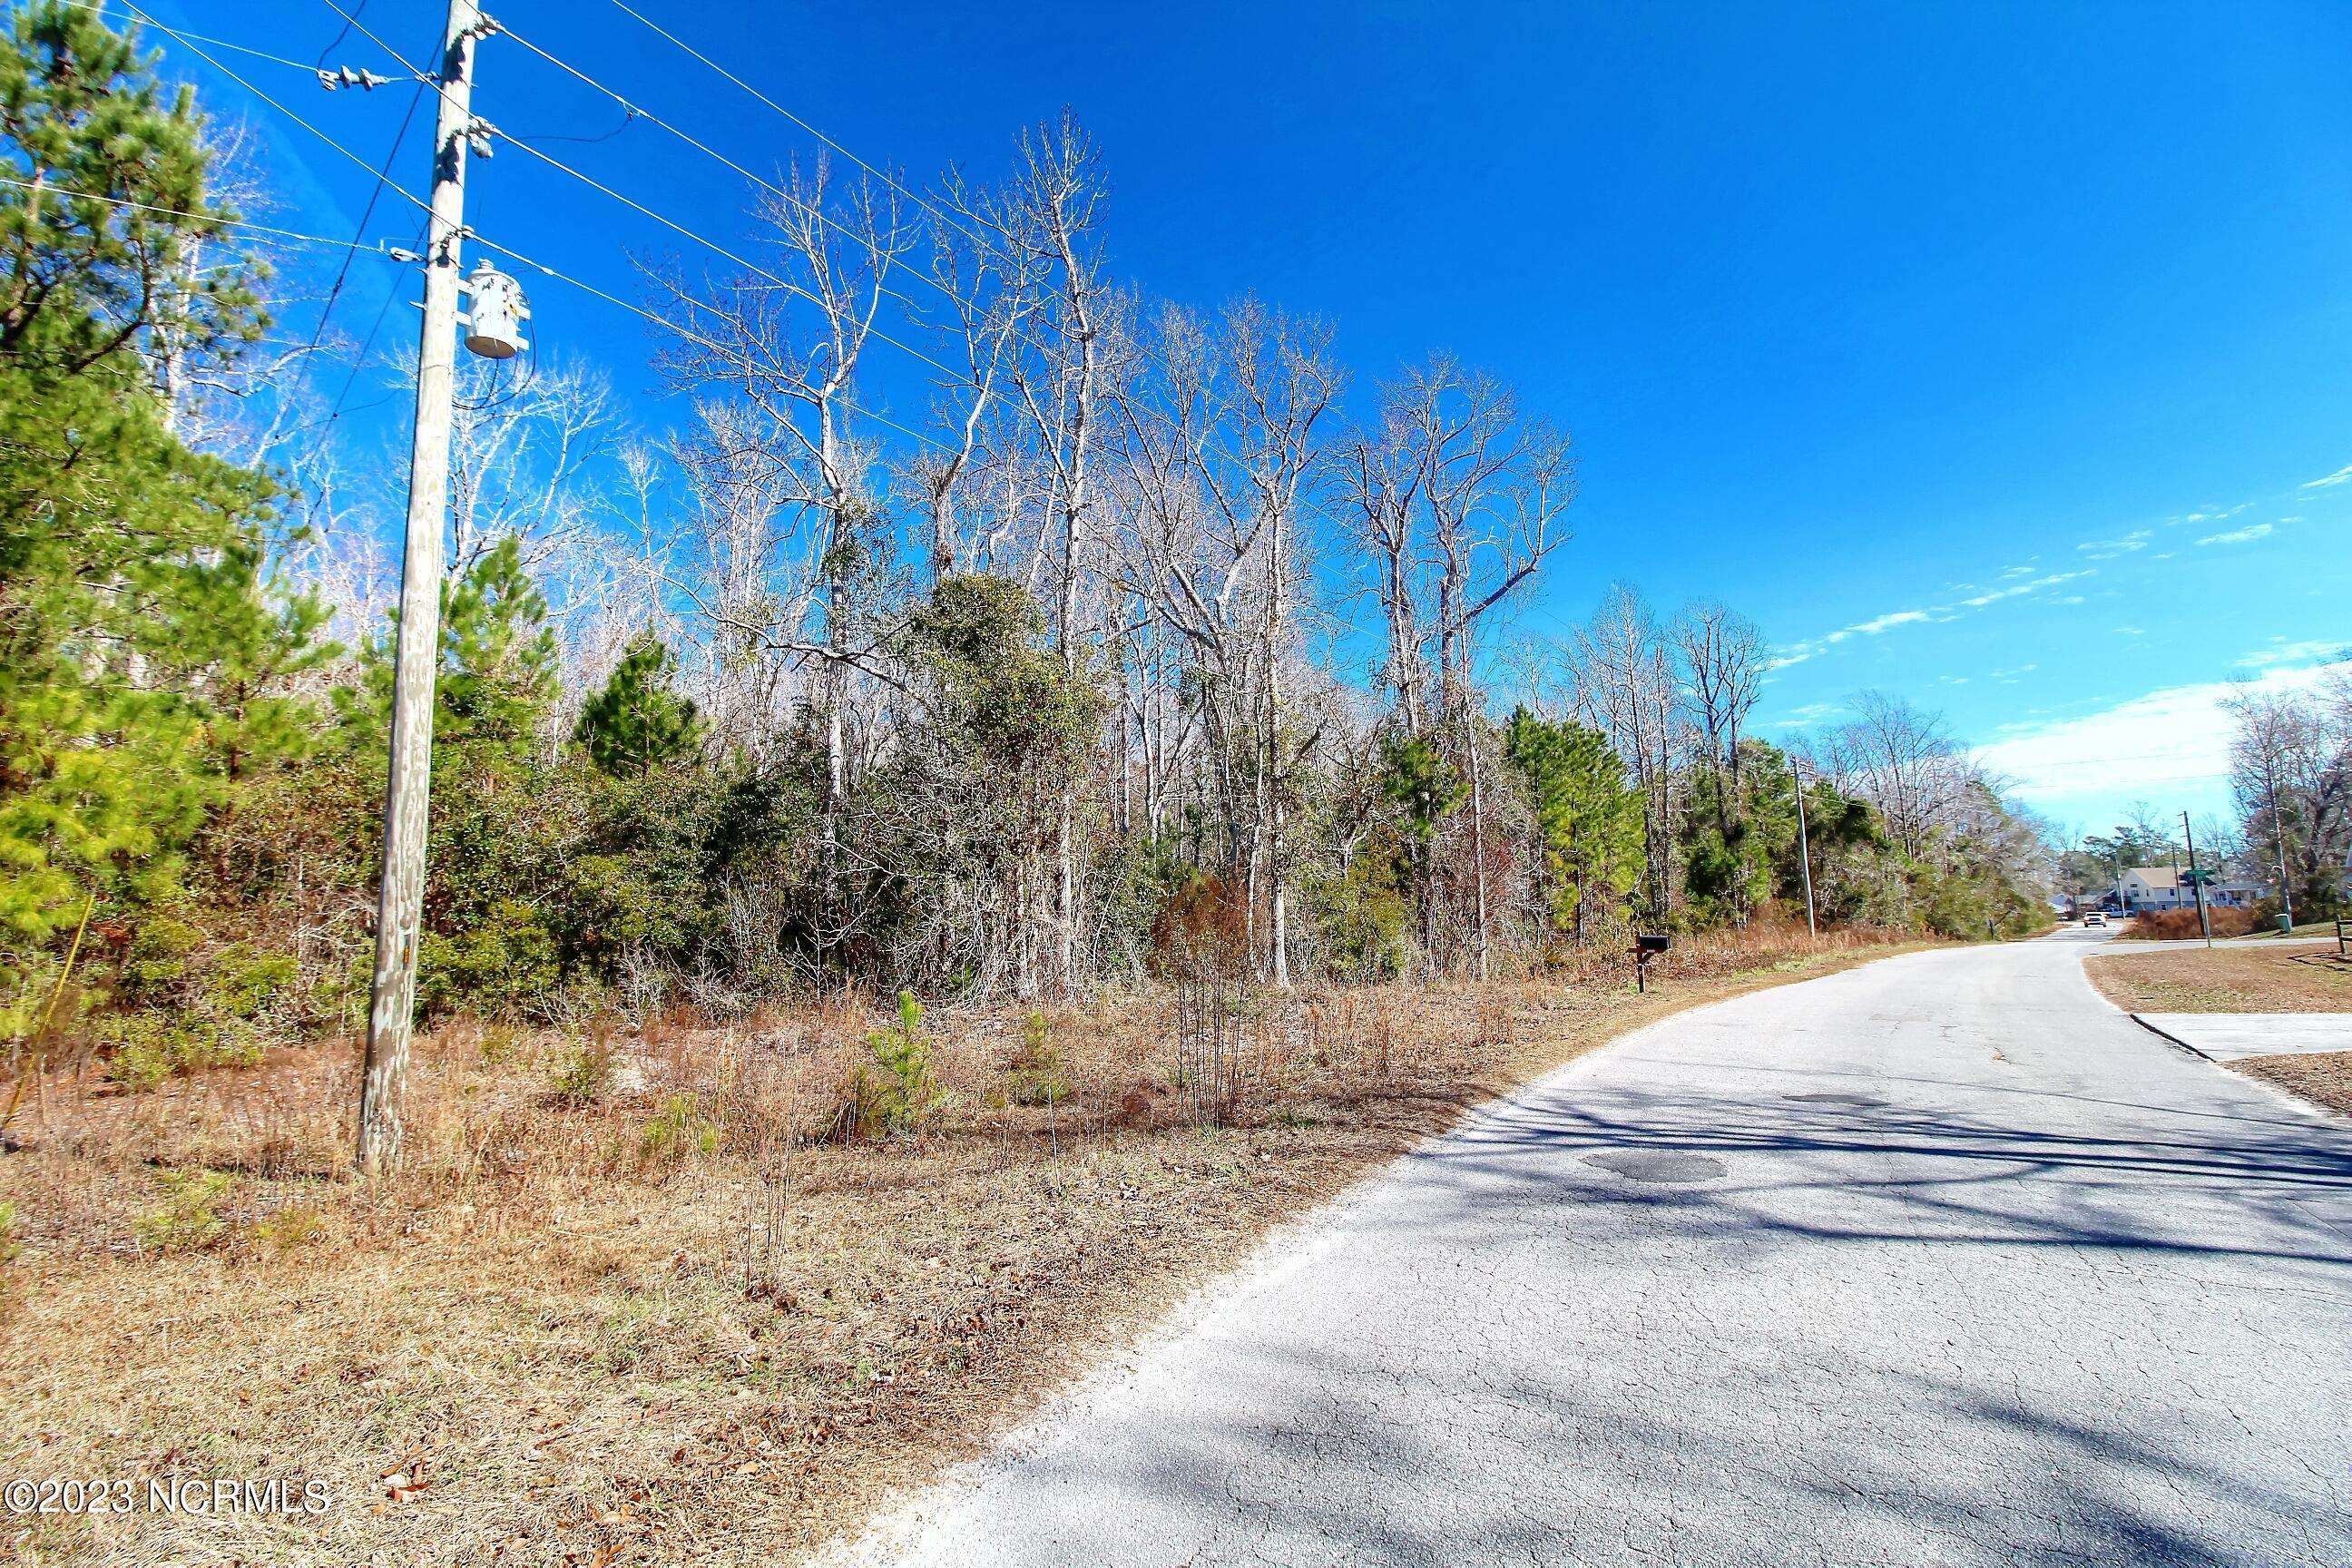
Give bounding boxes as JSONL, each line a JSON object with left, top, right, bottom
{"left": 2299, "top": 465, "right": 2352, "bottom": 490}
{"left": 2077, "top": 530, "right": 2150, "bottom": 560}
{"left": 1974, "top": 656, "right": 2351, "bottom": 815}
{"left": 2197, "top": 522, "right": 2273, "bottom": 546}
{"left": 2171, "top": 501, "right": 2250, "bottom": 525}
{"left": 1766, "top": 701, "right": 1845, "bottom": 730}
{"left": 1955, "top": 569, "right": 2089, "bottom": 609}
{"left": 2237, "top": 636, "right": 2352, "bottom": 670}
{"left": 1769, "top": 568, "right": 2092, "bottom": 669}
{"left": 1832, "top": 609, "right": 1934, "bottom": 640}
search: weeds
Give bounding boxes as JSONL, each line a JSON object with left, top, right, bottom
{"left": 1007, "top": 1012, "right": 1070, "bottom": 1108}
{"left": 641, "top": 1093, "right": 720, "bottom": 1162}
{"left": 254, "top": 1200, "right": 327, "bottom": 1252}
{"left": 132, "top": 1170, "right": 233, "bottom": 1254}
{"left": 2117, "top": 906, "right": 2258, "bottom": 940}
{"left": 547, "top": 1032, "right": 615, "bottom": 1105}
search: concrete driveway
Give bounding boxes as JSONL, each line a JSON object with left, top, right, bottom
{"left": 841, "top": 931, "right": 2352, "bottom": 1568}
{"left": 2134, "top": 1014, "right": 2352, "bottom": 1061}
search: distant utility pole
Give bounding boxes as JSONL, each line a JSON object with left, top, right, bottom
{"left": 2269, "top": 785, "right": 2296, "bottom": 932}
{"left": 358, "top": 0, "right": 488, "bottom": 1175}
{"left": 1790, "top": 756, "right": 1817, "bottom": 938}
{"left": 2180, "top": 810, "right": 2212, "bottom": 950}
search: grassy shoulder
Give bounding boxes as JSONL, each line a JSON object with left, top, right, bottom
{"left": 2084, "top": 946, "right": 2352, "bottom": 1014}
{"left": 1, "top": 926, "right": 1926, "bottom": 1567}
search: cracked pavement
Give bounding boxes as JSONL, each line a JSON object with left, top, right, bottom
{"left": 838, "top": 932, "right": 2352, "bottom": 1567}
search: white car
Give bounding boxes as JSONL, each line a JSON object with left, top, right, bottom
{"left": 2082, "top": 911, "right": 2107, "bottom": 927}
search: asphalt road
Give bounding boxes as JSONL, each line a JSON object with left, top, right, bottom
{"left": 845, "top": 932, "right": 2352, "bottom": 1567}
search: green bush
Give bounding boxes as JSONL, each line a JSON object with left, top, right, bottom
{"left": 419, "top": 898, "right": 561, "bottom": 1019}
{"left": 133, "top": 1170, "right": 233, "bottom": 1253}
{"left": 118, "top": 913, "right": 203, "bottom": 1000}
{"left": 201, "top": 945, "right": 297, "bottom": 1020}
{"left": 101, "top": 1012, "right": 265, "bottom": 1090}
{"left": 1306, "top": 837, "right": 1410, "bottom": 981}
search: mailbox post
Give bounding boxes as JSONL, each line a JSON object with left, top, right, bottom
{"left": 1634, "top": 933, "right": 1671, "bottom": 993}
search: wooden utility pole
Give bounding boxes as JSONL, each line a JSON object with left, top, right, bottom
{"left": 1791, "top": 755, "right": 1818, "bottom": 938}
{"left": 358, "top": 0, "right": 484, "bottom": 1174}
{"left": 2269, "top": 782, "right": 2297, "bottom": 931}
{"left": 2180, "top": 810, "right": 2212, "bottom": 949}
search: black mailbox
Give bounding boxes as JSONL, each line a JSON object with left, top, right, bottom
{"left": 1635, "top": 934, "right": 1672, "bottom": 956}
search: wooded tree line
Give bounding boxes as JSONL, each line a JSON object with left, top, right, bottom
{"left": 0, "top": 6, "right": 2053, "bottom": 1085}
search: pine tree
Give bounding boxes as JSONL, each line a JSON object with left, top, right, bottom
{"left": 1504, "top": 708, "right": 1642, "bottom": 944}
{"left": 339, "top": 535, "right": 560, "bottom": 787}
{"left": 575, "top": 632, "right": 703, "bottom": 778}
{"left": 0, "top": 3, "right": 299, "bottom": 1036}
{"left": 1379, "top": 734, "right": 1466, "bottom": 962}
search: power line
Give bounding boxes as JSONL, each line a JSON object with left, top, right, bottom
{"left": 485, "top": 14, "right": 1180, "bottom": 448}
{"left": 119, "top": 3, "right": 1070, "bottom": 456}
{"left": 467, "top": 227, "right": 953, "bottom": 457}
{"left": 496, "top": 22, "right": 941, "bottom": 299}
{"left": 597, "top": 0, "right": 976, "bottom": 247}
{"left": 311, "top": 0, "right": 367, "bottom": 67}
{"left": 57, "top": 0, "right": 337, "bottom": 77}
{"left": 115, "top": 2, "right": 436, "bottom": 230}
{"left": 303, "top": 70, "right": 429, "bottom": 356}
{"left": 495, "top": 133, "right": 965, "bottom": 381}
{"left": 519, "top": 10, "right": 1178, "bottom": 441}
{"left": 306, "top": 1, "right": 970, "bottom": 385}
{"left": 0, "top": 172, "right": 394, "bottom": 253}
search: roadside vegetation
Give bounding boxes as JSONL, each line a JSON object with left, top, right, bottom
{"left": 0, "top": 6, "right": 2053, "bottom": 1094}
{"left": 1, "top": 7, "right": 2045, "bottom": 1563}
{"left": 2116, "top": 907, "right": 2260, "bottom": 940}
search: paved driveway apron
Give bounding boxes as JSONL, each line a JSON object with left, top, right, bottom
{"left": 855, "top": 933, "right": 2352, "bottom": 1567}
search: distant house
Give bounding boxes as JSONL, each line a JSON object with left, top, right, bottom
{"left": 2118, "top": 867, "right": 2186, "bottom": 913}
{"left": 2118, "top": 867, "right": 2269, "bottom": 914}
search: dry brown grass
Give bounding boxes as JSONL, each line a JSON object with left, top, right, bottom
{"left": 0, "top": 924, "right": 1923, "bottom": 1567}
{"left": 2230, "top": 1051, "right": 2352, "bottom": 1119}
{"left": 2112, "top": 906, "right": 2259, "bottom": 940}
{"left": 2086, "top": 946, "right": 2352, "bottom": 1014}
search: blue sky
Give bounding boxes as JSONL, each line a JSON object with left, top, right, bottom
{"left": 137, "top": 0, "right": 2352, "bottom": 836}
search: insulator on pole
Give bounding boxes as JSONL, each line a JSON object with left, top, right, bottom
{"left": 317, "top": 64, "right": 396, "bottom": 91}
